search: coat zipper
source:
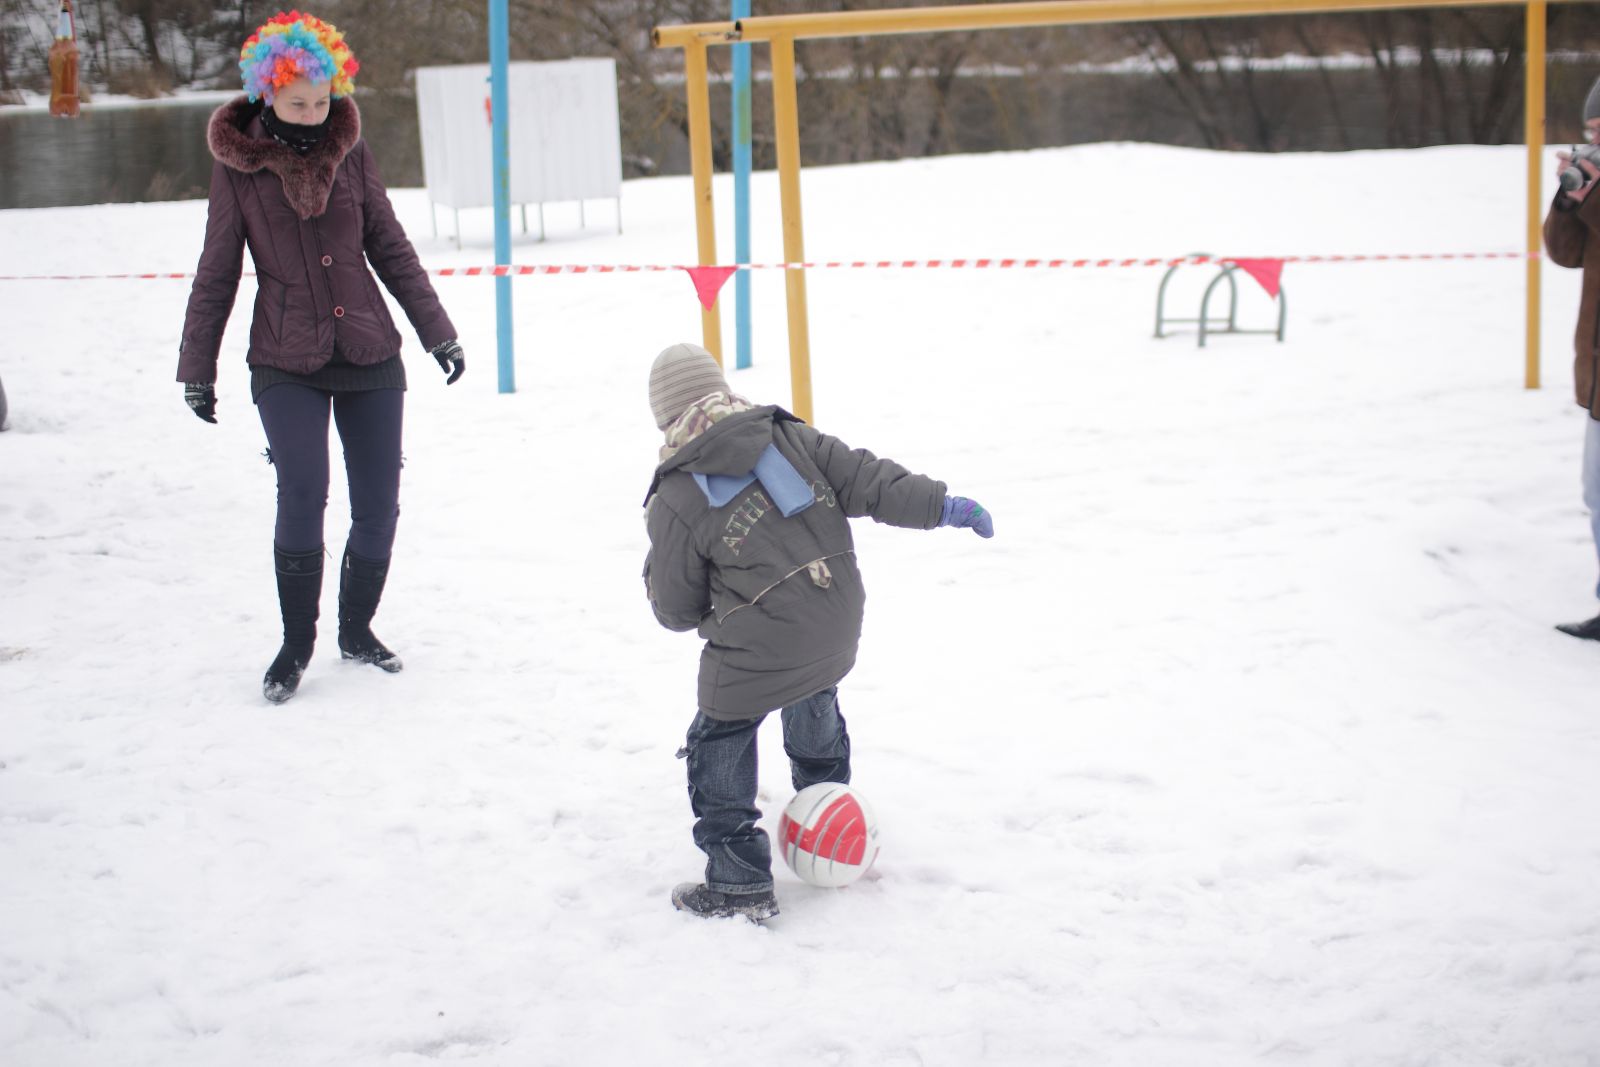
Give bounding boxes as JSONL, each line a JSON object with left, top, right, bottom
{"left": 1591, "top": 299, "right": 1600, "bottom": 412}
{"left": 713, "top": 552, "right": 851, "bottom": 625}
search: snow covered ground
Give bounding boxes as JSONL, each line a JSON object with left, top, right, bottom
{"left": 2, "top": 142, "right": 1599, "bottom": 1066}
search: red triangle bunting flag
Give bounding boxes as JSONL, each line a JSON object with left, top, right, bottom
{"left": 1231, "top": 258, "right": 1284, "bottom": 299}
{"left": 683, "top": 265, "right": 738, "bottom": 310}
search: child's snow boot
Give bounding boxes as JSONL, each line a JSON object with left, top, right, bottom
{"left": 264, "top": 545, "right": 323, "bottom": 704}
{"left": 1556, "top": 612, "right": 1600, "bottom": 640}
{"left": 671, "top": 883, "right": 779, "bottom": 921}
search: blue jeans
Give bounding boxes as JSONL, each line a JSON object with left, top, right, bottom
{"left": 1585, "top": 416, "right": 1600, "bottom": 600}
{"left": 679, "top": 687, "right": 851, "bottom": 894}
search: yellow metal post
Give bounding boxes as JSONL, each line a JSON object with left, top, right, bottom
{"left": 1525, "top": 0, "right": 1546, "bottom": 391}
{"left": 684, "top": 41, "right": 724, "bottom": 365}
{"left": 771, "top": 35, "right": 814, "bottom": 423}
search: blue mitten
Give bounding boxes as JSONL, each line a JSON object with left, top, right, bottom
{"left": 939, "top": 496, "right": 994, "bottom": 538}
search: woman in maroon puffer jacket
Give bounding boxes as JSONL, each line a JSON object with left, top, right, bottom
{"left": 178, "top": 12, "right": 464, "bottom": 704}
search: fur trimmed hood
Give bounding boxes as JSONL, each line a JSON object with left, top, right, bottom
{"left": 207, "top": 94, "right": 361, "bottom": 220}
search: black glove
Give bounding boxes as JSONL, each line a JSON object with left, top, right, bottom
{"left": 184, "top": 382, "right": 217, "bottom": 424}
{"left": 430, "top": 339, "right": 465, "bottom": 385}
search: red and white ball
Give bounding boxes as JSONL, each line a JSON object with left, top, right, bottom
{"left": 777, "top": 782, "right": 881, "bottom": 888}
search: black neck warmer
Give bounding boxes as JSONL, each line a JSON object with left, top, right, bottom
{"left": 261, "top": 104, "right": 330, "bottom": 155}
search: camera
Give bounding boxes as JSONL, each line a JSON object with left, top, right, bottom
{"left": 1559, "top": 142, "right": 1600, "bottom": 193}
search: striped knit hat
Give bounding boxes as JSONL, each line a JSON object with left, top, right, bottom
{"left": 1587, "top": 74, "right": 1600, "bottom": 122}
{"left": 649, "top": 342, "right": 728, "bottom": 430}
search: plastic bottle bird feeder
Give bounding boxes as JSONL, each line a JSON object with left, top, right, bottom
{"left": 1155, "top": 252, "right": 1286, "bottom": 348}
{"left": 48, "top": 0, "right": 80, "bottom": 119}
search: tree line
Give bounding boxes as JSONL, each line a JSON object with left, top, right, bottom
{"left": 3, "top": 0, "right": 1599, "bottom": 169}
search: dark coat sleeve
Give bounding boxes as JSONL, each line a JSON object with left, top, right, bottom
{"left": 357, "top": 141, "right": 456, "bottom": 351}
{"left": 1544, "top": 190, "right": 1598, "bottom": 270}
{"left": 644, "top": 495, "right": 712, "bottom": 631}
{"left": 178, "top": 162, "right": 246, "bottom": 382}
{"left": 791, "top": 423, "right": 947, "bottom": 529}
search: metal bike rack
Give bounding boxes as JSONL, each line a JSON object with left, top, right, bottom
{"left": 1155, "top": 252, "right": 1286, "bottom": 348}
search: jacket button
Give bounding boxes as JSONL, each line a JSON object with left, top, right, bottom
{"left": 321, "top": 255, "right": 332, "bottom": 267}
{"left": 333, "top": 305, "right": 345, "bottom": 318}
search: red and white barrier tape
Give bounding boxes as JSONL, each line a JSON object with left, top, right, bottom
{"left": 439, "top": 250, "right": 1538, "bottom": 275}
{"left": 0, "top": 250, "right": 1538, "bottom": 283}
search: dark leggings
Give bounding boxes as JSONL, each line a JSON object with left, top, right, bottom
{"left": 257, "top": 384, "right": 403, "bottom": 559}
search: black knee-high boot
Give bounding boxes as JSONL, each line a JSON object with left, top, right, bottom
{"left": 338, "top": 546, "right": 403, "bottom": 673}
{"left": 264, "top": 545, "right": 323, "bottom": 704}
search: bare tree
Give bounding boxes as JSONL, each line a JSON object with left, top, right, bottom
{"left": 5, "top": 0, "right": 1599, "bottom": 167}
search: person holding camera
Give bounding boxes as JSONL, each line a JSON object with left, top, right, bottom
{"left": 1545, "top": 75, "right": 1600, "bottom": 640}
{"left": 179, "top": 12, "right": 466, "bottom": 702}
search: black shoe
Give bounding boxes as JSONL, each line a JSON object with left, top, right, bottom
{"left": 263, "top": 643, "right": 313, "bottom": 704}
{"left": 338, "top": 627, "right": 403, "bottom": 672}
{"left": 1555, "top": 612, "right": 1600, "bottom": 641}
{"left": 671, "top": 883, "right": 779, "bottom": 921}
{"left": 337, "top": 547, "right": 403, "bottom": 673}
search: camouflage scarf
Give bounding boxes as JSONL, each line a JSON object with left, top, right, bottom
{"left": 658, "top": 391, "right": 755, "bottom": 463}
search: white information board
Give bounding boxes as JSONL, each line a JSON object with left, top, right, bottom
{"left": 414, "top": 59, "right": 623, "bottom": 243}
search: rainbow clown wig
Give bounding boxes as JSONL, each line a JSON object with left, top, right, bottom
{"left": 239, "top": 11, "right": 359, "bottom": 104}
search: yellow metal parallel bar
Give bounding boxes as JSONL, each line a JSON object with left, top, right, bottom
{"left": 657, "top": 0, "right": 1581, "bottom": 47}
{"left": 736, "top": 0, "right": 1560, "bottom": 39}
{"left": 654, "top": 23, "right": 739, "bottom": 49}
{"left": 1525, "top": 0, "right": 1546, "bottom": 390}
{"left": 683, "top": 41, "right": 724, "bottom": 365}
{"left": 771, "top": 35, "right": 814, "bottom": 424}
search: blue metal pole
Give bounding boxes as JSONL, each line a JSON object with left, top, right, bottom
{"left": 489, "top": 0, "right": 515, "bottom": 393}
{"left": 731, "top": 0, "right": 753, "bottom": 370}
